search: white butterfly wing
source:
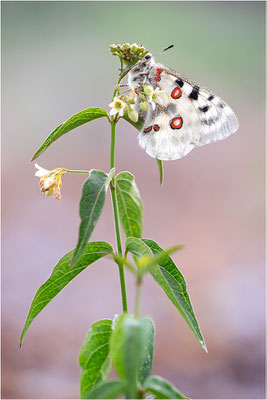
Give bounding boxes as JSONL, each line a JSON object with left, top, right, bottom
{"left": 138, "top": 101, "right": 196, "bottom": 160}
{"left": 138, "top": 63, "right": 239, "bottom": 160}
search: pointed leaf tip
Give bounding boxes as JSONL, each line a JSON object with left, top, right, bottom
{"left": 32, "top": 107, "right": 108, "bottom": 160}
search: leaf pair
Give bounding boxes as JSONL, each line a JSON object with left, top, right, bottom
{"left": 71, "top": 169, "right": 141, "bottom": 267}
{"left": 78, "top": 315, "right": 152, "bottom": 399}
{"left": 79, "top": 315, "right": 188, "bottom": 399}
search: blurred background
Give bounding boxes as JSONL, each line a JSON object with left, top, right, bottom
{"left": 2, "top": 1, "right": 265, "bottom": 399}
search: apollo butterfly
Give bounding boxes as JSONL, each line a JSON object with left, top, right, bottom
{"left": 128, "top": 47, "right": 239, "bottom": 161}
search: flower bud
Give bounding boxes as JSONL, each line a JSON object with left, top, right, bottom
{"left": 109, "top": 43, "right": 147, "bottom": 62}
{"left": 128, "top": 109, "right": 139, "bottom": 123}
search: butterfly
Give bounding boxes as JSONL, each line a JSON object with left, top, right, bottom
{"left": 128, "top": 49, "right": 239, "bottom": 161}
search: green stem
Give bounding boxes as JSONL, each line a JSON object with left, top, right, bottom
{"left": 66, "top": 169, "right": 89, "bottom": 174}
{"left": 110, "top": 120, "right": 128, "bottom": 312}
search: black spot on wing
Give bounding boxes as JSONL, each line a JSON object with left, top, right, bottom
{"left": 199, "top": 105, "right": 209, "bottom": 113}
{"left": 202, "top": 116, "right": 219, "bottom": 126}
{"left": 189, "top": 85, "right": 199, "bottom": 100}
{"left": 175, "top": 79, "right": 184, "bottom": 88}
{"left": 208, "top": 95, "right": 214, "bottom": 101}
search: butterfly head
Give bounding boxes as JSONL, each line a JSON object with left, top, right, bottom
{"left": 128, "top": 46, "right": 173, "bottom": 87}
{"left": 133, "top": 52, "right": 155, "bottom": 68}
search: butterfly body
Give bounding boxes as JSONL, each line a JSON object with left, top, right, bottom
{"left": 128, "top": 54, "right": 239, "bottom": 160}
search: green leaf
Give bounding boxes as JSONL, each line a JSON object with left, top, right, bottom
{"left": 83, "top": 380, "right": 125, "bottom": 399}
{"left": 32, "top": 107, "right": 108, "bottom": 160}
{"left": 156, "top": 159, "right": 164, "bottom": 185}
{"left": 115, "top": 172, "right": 143, "bottom": 239}
{"left": 122, "top": 114, "right": 144, "bottom": 132}
{"left": 79, "top": 319, "right": 113, "bottom": 398}
{"left": 70, "top": 170, "right": 108, "bottom": 267}
{"left": 142, "top": 239, "right": 206, "bottom": 351}
{"left": 20, "top": 241, "right": 113, "bottom": 345}
{"left": 144, "top": 375, "right": 189, "bottom": 399}
{"left": 110, "top": 314, "right": 155, "bottom": 399}
{"left": 125, "top": 237, "right": 207, "bottom": 352}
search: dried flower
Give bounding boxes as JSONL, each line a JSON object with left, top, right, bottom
{"left": 35, "top": 163, "right": 66, "bottom": 200}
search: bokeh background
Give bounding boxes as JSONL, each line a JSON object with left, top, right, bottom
{"left": 2, "top": 1, "right": 265, "bottom": 399}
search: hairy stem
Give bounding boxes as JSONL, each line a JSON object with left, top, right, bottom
{"left": 110, "top": 120, "right": 128, "bottom": 312}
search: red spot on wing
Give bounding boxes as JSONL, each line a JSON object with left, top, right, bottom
{"left": 171, "top": 87, "right": 182, "bottom": 99}
{"left": 153, "top": 124, "right": 160, "bottom": 131}
{"left": 156, "top": 68, "right": 163, "bottom": 75}
{"left": 144, "top": 126, "right": 153, "bottom": 133}
{"left": 170, "top": 117, "right": 183, "bottom": 130}
{"left": 154, "top": 75, "right": 161, "bottom": 82}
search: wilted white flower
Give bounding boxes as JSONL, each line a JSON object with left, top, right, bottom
{"left": 35, "top": 163, "right": 66, "bottom": 200}
{"left": 109, "top": 97, "right": 126, "bottom": 117}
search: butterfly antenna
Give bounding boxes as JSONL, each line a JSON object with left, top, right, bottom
{"left": 152, "top": 45, "right": 174, "bottom": 58}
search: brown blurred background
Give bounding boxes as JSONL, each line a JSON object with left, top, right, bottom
{"left": 2, "top": 1, "right": 265, "bottom": 399}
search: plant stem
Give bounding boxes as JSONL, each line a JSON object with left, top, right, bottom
{"left": 110, "top": 120, "right": 128, "bottom": 313}
{"left": 66, "top": 169, "right": 89, "bottom": 174}
{"left": 134, "top": 277, "right": 142, "bottom": 318}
